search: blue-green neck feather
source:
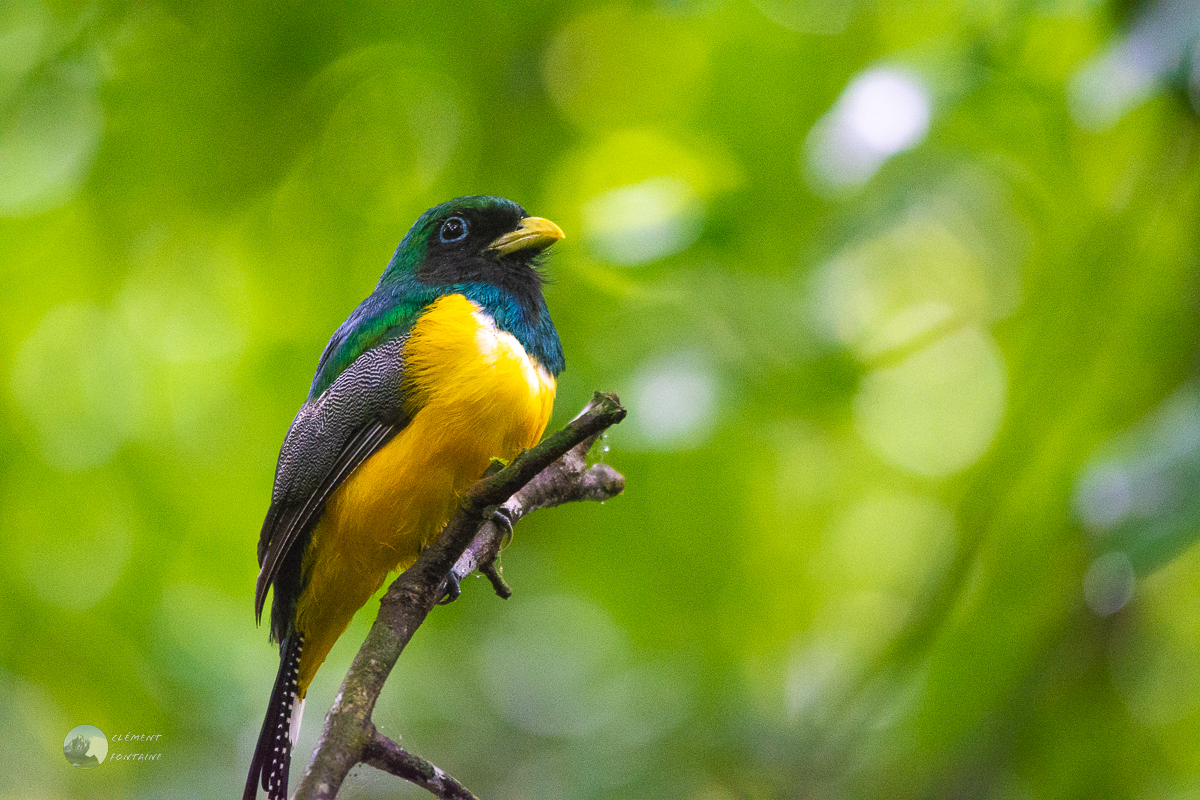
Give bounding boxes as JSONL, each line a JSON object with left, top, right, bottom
{"left": 454, "top": 280, "right": 565, "bottom": 375}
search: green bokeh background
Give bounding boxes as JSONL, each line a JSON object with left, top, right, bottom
{"left": 4, "top": 1, "right": 1200, "bottom": 798}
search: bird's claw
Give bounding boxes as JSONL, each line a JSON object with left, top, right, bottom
{"left": 493, "top": 505, "right": 515, "bottom": 546}
{"left": 436, "top": 507, "right": 515, "bottom": 605}
{"left": 437, "top": 570, "right": 462, "bottom": 605}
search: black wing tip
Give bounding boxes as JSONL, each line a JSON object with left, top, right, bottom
{"left": 254, "top": 572, "right": 268, "bottom": 625}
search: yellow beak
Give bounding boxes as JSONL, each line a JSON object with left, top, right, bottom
{"left": 487, "top": 216, "right": 565, "bottom": 256}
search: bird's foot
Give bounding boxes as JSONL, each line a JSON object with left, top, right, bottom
{"left": 436, "top": 570, "right": 462, "bottom": 605}
{"left": 492, "top": 505, "right": 515, "bottom": 547}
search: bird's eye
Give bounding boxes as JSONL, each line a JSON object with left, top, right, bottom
{"left": 439, "top": 216, "right": 468, "bottom": 243}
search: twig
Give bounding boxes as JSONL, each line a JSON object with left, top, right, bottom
{"left": 293, "top": 392, "right": 626, "bottom": 800}
{"left": 361, "top": 727, "right": 479, "bottom": 800}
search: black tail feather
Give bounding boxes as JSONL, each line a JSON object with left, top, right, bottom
{"left": 244, "top": 634, "right": 304, "bottom": 800}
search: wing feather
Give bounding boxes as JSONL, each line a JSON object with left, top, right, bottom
{"left": 254, "top": 334, "right": 412, "bottom": 632}
{"left": 255, "top": 419, "right": 399, "bottom": 621}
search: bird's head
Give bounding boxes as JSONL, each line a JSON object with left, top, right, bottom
{"left": 311, "top": 195, "right": 567, "bottom": 398}
{"left": 381, "top": 195, "right": 564, "bottom": 307}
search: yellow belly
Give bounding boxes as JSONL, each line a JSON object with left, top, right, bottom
{"left": 293, "top": 293, "right": 555, "bottom": 693}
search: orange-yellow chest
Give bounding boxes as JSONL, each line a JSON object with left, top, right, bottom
{"left": 293, "top": 293, "right": 555, "bottom": 691}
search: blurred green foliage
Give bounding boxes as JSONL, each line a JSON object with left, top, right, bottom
{"left": 3, "top": 0, "right": 1200, "bottom": 798}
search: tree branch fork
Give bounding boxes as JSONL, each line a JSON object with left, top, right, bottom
{"left": 293, "top": 392, "right": 627, "bottom": 800}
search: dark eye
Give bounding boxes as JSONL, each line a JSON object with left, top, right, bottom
{"left": 439, "top": 216, "right": 468, "bottom": 243}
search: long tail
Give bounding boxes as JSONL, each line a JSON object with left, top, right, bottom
{"left": 244, "top": 633, "right": 305, "bottom": 800}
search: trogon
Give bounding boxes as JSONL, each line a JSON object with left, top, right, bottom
{"left": 243, "top": 196, "right": 565, "bottom": 800}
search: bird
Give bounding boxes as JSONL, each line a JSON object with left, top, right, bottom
{"left": 243, "top": 195, "right": 565, "bottom": 800}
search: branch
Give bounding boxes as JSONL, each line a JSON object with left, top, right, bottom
{"left": 448, "top": 411, "right": 625, "bottom": 600}
{"left": 294, "top": 392, "right": 626, "bottom": 800}
{"left": 361, "top": 728, "right": 478, "bottom": 800}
